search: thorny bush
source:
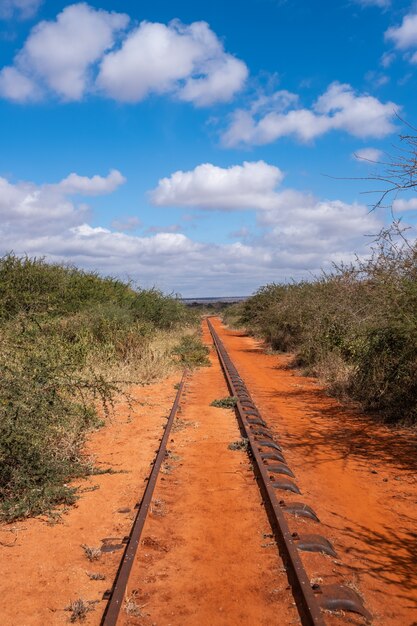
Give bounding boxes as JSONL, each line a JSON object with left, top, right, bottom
{"left": 225, "top": 223, "right": 417, "bottom": 424}
{"left": 0, "top": 254, "right": 203, "bottom": 521}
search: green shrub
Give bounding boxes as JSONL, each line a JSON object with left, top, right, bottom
{"left": 233, "top": 226, "right": 417, "bottom": 424}
{"left": 210, "top": 396, "right": 237, "bottom": 408}
{"left": 172, "top": 334, "right": 210, "bottom": 367}
{"left": 0, "top": 253, "right": 195, "bottom": 520}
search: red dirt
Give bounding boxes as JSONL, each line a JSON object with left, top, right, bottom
{"left": 210, "top": 317, "right": 417, "bottom": 626}
{"left": 118, "top": 321, "right": 295, "bottom": 626}
{"left": 1, "top": 317, "right": 416, "bottom": 625}
{"left": 0, "top": 376, "right": 181, "bottom": 626}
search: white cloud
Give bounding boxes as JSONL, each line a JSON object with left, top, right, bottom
{"left": 0, "top": 3, "right": 129, "bottom": 101}
{"left": 386, "top": 13, "right": 417, "bottom": 50}
{"left": 0, "top": 66, "right": 38, "bottom": 102}
{"left": 150, "top": 160, "right": 382, "bottom": 283}
{"left": 364, "top": 70, "right": 389, "bottom": 88}
{"left": 146, "top": 224, "right": 182, "bottom": 234}
{"left": 97, "top": 19, "right": 247, "bottom": 106}
{"left": 0, "top": 0, "right": 43, "bottom": 20}
{"left": 353, "top": 147, "right": 383, "bottom": 163}
{"left": 0, "top": 7, "right": 247, "bottom": 106}
{"left": 0, "top": 164, "right": 388, "bottom": 296}
{"left": 222, "top": 82, "right": 397, "bottom": 147}
{"left": 353, "top": 0, "right": 390, "bottom": 8}
{"left": 0, "top": 176, "right": 88, "bottom": 231}
{"left": 57, "top": 169, "right": 126, "bottom": 195}
{"left": 380, "top": 51, "right": 395, "bottom": 68}
{"left": 0, "top": 168, "right": 125, "bottom": 234}
{"left": 392, "top": 197, "right": 417, "bottom": 212}
{"left": 385, "top": 12, "right": 417, "bottom": 64}
{"left": 150, "top": 161, "right": 285, "bottom": 210}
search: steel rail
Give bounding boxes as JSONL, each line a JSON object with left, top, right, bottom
{"left": 101, "top": 371, "right": 187, "bottom": 626}
{"left": 207, "top": 318, "right": 326, "bottom": 626}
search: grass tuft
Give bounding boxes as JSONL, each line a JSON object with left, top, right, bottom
{"left": 211, "top": 396, "right": 238, "bottom": 409}
{"left": 81, "top": 544, "right": 101, "bottom": 562}
{"left": 65, "top": 598, "right": 95, "bottom": 622}
{"left": 228, "top": 438, "right": 249, "bottom": 451}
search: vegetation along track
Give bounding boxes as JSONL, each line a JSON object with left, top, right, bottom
{"left": 97, "top": 317, "right": 373, "bottom": 626}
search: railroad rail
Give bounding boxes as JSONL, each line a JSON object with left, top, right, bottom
{"left": 100, "top": 372, "right": 187, "bottom": 626}
{"left": 207, "top": 317, "right": 372, "bottom": 626}
{"left": 100, "top": 320, "right": 372, "bottom": 625}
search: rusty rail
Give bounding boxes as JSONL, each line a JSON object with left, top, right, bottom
{"left": 100, "top": 371, "right": 187, "bottom": 626}
{"left": 207, "top": 318, "right": 371, "bottom": 626}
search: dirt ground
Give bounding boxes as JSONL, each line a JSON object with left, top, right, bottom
{"left": 0, "top": 376, "right": 181, "bottom": 626}
{"left": 210, "top": 317, "right": 417, "bottom": 626}
{"left": 0, "top": 317, "right": 416, "bottom": 625}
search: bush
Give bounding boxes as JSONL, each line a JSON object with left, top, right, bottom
{"left": 172, "top": 334, "right": 210, "bottom": 367}
{"left": 232, "top": 225, "right": 417, "bottom": 424}
{"left": 0, "top": 254, "right": 197, "bottom": 520}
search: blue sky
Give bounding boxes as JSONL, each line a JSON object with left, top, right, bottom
{"left": 0, "top": 0, "right": 416, "bottom": 295}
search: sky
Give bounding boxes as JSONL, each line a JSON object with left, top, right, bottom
{"left": 0, "top": 0, "right": 417, "bottom": 296}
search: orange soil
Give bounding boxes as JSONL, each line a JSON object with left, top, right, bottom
{"left": 1, "top": 317, "right": 416, "bottom": 626}
{"left": 118, "top": 321, "right": 295, "bottom": 626}
{"left": 210, "top": 317, "right": 417, "bottom": 626}
{"left": 0, "top": 376, "right": 181, "bottom": 626}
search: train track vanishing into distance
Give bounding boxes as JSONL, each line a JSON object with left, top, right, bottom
{"left": 100, "top": 318, "right": 372, "bottom": 626}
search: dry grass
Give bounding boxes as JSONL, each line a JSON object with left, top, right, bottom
{"left": 313, "top": 352, "right": 355, "bottom": 399}
{"left": 81, "top": 544, "right": 101, "bottom": 562}
{"left": 65, "top": 598, "right": 95, "bottom": 622}
{"left": 87, "top": 572, "right": 105, "bottom": 580}
{"left": 124, "top": 590, "right": 147, "bottom": 617}
{"left": 228, "top": 438, "right": 249, "bottom": 451}
{"left": 91, "top": 327, "right": 199, "bottom": 388}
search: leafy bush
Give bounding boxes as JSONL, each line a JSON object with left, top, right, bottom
{"left": 172, "top": 334, "right": 210, "bottom": 367}
{"left": 210, "top": 396, "right": 238, "bottom": 409}
{"left": 0, "top": 254, "right": 197, "bottom": 520}
{"left": 230, "top": 225, "right": 417, "bottom": 424}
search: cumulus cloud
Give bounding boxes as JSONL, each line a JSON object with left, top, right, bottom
{"left": 0, "top": 6, "right": 247, "bottom": 106}
{"left": 150, "top": 161, "right": 284, "bottom": 210}
{"left": 0, "top": 176, "right": 88, "bottom": 232}
{"left": 392, "top": 197, "right": 417, "bottom": 212}
{"left": 222, "top": 82, "right": 397, "bottom": 147}
{"left": 7, "top": 163, "right": 417, "bottom": 296}
{"left": 0, "top": 168, "right": 126, "bottom": 235}
{"left": 0, "top": 0, "right": 43, "bottom": 20}
{"left": 97, "top": 19, "right": 247, "bottom": 106}
{"left": 386, "top": 13, "right": 417, "bottom": 51}
{"left": 257, "top": 195, "right": 379, "bottom": 264}
{"left": 353, "top": 147, "right": 383, "bottom": 163}
{"left": 385, "top": 12, "right": 417, "bottom": 64}
{"left": 150, "top": 160, "right": 383, "bottom": 281}
{"left": 0, "top": 66, "right": 39, "bottom": 102}
{"left": 0, "top": 163, "right": 392, "bottom": 296}
{"left": 0, "top": 3, "right": 129, "bottom": 101}
{"left": 56, "top": 169, "right": 126, "bottom": 195}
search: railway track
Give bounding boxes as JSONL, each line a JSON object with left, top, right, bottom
{"left": 100, "top": 318, "right": 372, "bottom": 626}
